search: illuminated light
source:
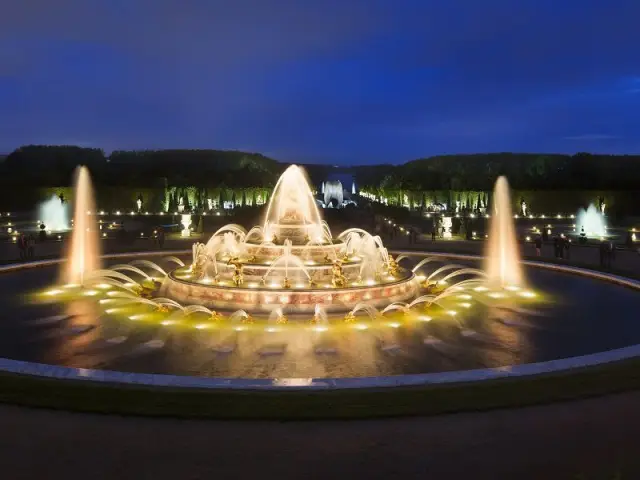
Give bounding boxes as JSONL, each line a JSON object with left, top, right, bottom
{"left": 474, "top": 286, "right": 488, "bottom": 292}
{"left": 115, "top": 211, "right": 121, "bottom": 215}
{"left": 129, "top": 314, "right": 146, "bottom": 321}
{"left": 201, "top": 278, "right": 213, "bottom": 284}
{"left": 99, "top": 299, "right": 116, "bottom": 304}
{"left": 83, "top": 290, "right": 98, "bottom": 296}
{"left": 354, "top": 324, "right": 369, "bottom": 330}
{"left": 540, "top": 214, "right": 545, "bottom": 218}
{"left": 415, "top": 275, "right": 426, "bottom": 282}
{"left": 145, "top": 211, "right": 149, "bottom": 215}
{"left": 505, "top": 285, "right": 520, "bottom": 291}
{"left": 248, "top": 282, "right": 258, "bottom": 288}
{"left": 519, "top": 291, "right": 536, "bottom": 298}
{"left": 105, "top": 308, "right": 122, "bottom": 314}
{"left": 514, "top": 214, "right": 519, "bottom": 219}
{"left": 437, "top": 280, "right": 447, "bottom": 286}
{"left": 418, "top": 315, "right": 432, "bottom": 322}
{"left": 46, "top": 289, "right": 63, "bottom": 296}
{"left": 447, "top": 310, "right": 457, "bottom": 317}
{"left": 324, "top": 284, "right": 332, "bottom": 288}
{"left": 529, "top": 215, "right": 534, "bottom": 219}
{"left": 457, "top": 294, "right": 472, "bottom": 300}
{"left": 485, "top": 214, "right": 490, "bottom": 218}
{"left": 107, "top": 291, "right": 121, "bottom": 297}
{"left": 140, "top": 232, "right": 144, "bottom": 237}
{"left": 100, "top": 211, "right": 105, "bottom": 215}
{"left": 458, "top": 302, "right": 472, "bottom": 309}
{"left": 388, "top": 322, "right": 401, "bottom": 328}
{"left": 295, "top": 283, "right": 305, "bottom": 288}
{"left": 195, "top": 323, "right": 210, "bottom": 330}
{"left": 313, "top": 326, "right": 328, "bottom": 333}
{"left": 525, "top": 236, "right": 531, "bottom": 242}
{"left": 130, "top": 211, "right": 135, "bottom": 215}
{"left": 488, "top": 292, "right": 506, "bottom": 299}
{"left": 366, "top": 279, "right": 376, "bottom": 286}
{"left": 270, "top": 282, "right": 279, "bottom": 288}
{"left": 102, "top": 233, "right": 107, "bottom": 237}
{"left": 161, "top": 320, "right": 177, "bottom": 326}
{"left": 305, "top": 260, "right": 316, "bottom": 265}
{"left": 234, "top": 326, "right": 246, "bottom": 332}
{"left": 470, "top": 213, "right": 475, "bottom": 218}
{"left": 557, "top": 214, "right": 562, "bottom": 219}
{"left": 265, "top": 327, "right": 279, "bottom": 333}
{"left": 279, "top": 296, "right": 290, "bottom": 304}
{"left": 386, "top": 276, "right": 395, "bottom": 281}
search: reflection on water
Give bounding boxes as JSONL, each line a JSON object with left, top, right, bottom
{"left": 1, "top": 262, "right": 640, "bottom": 379}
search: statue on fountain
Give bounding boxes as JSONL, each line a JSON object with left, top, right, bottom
{"left": 242, "top": 313, "right": 254, "bottom": 324}
{"left": 276, "top": 312, "right": 288, "bottom": 324}
{"left": 387, "top": 256, "right": 399, "bottom": 277}
{"left": 210, "top": 310, "right": 222, "bottom": 323}
{"left": 191, "top": 243, "right": 208, "bottom": 280}
{"left": 227, "top": 257, "right": 244, "bottom": 286}
{"left": 343, "top": 311, "right": 356, "bottom": 323}
{"left": 272, "top": 233, "right": 279, "bottom": 245}
{"left": 323, "top": 254, "right": 332, "bottom": 264}
{"left": 156, "top": 304, "right": 170, "bottom": 314}
{"left": 331, "top": 260, "right": 346, "bottom": 288}
{"left": 282, "top": 277, "right": 291, "bottom": 289}
{"left": 304, "top": 233, "right": 310, "bottom": 244}
{"left": 521, "top": 199, "right": 527, "bottom": 217}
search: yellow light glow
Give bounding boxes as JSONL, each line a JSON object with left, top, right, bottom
{"left": 447, "top": 310, "right": 457, "bottom": 316}
{"left": 354, "top": 324, "right": 369, "bottom": 330}
{"left": 46, "top": 289, "right": 63, "bottom": 296}
{"left": 519, "top": 291, "right": 536, "bottom": 298}
{"left": 83, "top": 290, "right": 98, "bottom": 296}
{"left": 313, "top": 326, "right": 328, "bottom": 332}
{"left": 457, "top": 294, "right": 472, "bottom": 300}
{"left": 418, "top": 315, "right": 432, "bottom": 322}
{"left": 161, "top": 320, "right": 176, "bottom": 326}
{"left": 474, "top": 286, "right": 488, "bottom": 292}
{"left": 195, "top": 323, "right": 209, "bottom": 330}
{"left": 388, "top": 322, "right": 401, "bottom": 328}
{"left": 459, "top": 302, "right": 472, "bottom": 308}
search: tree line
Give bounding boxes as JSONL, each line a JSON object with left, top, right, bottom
{"left": 1, "top": 146, "right": 639, "bottom": 191}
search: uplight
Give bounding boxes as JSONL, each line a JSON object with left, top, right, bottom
{"left": 354, "top": 324, "right": 369, "bottom": 330}
{"left": 418, "top": 315, "right": 432, "bottom": 322}
{"left": 313, "top": 326, "right": 328, "bottom": 332}
{"left": 519, "top": 291, "right": 536, "bottom": 298}
{"left": 388, "top": 322, "right": 401, "bottom": 328}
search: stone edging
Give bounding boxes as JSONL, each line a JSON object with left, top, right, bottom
{"left": 0, "top": 250, "right": 637, "bottom": 390}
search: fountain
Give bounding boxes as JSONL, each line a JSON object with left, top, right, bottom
{"left": 159, "top": 165, "right": 418, "bottom": 314}
{"left": 576, "top": 204, "right": 606, "bottom": 238}
{"left": 485, "top": 176, "right": 524, "bottom": 288}
{"left": 64, "top": 166, "right": 100, "bottom": 285}
{"left": 39, "top": 194, "right": 69, "bottom": 232}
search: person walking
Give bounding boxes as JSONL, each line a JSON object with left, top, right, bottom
{"left": 17, "top": 234, "right": 26, "bottom": 261}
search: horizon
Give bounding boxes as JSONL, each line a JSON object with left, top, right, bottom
{"left": 1, "top": 1, "right": 639, "bottom": 164}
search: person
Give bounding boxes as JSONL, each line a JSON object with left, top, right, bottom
{"left": 27, "top": 234, "right": 35, "bottom": 259}
{"left": 558, "top": 236, "right": 564, "bottom": 259}
{"left": 599, "top": 240, "right": 608, "bottom": 268}
{"left": 17, "top": 234, "right": 26, "bottom": 261}
{"left": 608, "top": 241, "right": 615, "bottom": 267}
{"left": 431, "top": 229, "right": 436, "bottom": 242}
{"left": 534, "top": 236, "right": 542, "bottom": 256}
{"left": 564, "top": 237, "right": 571, "bottom": 260}
{"left": 553, "top": 236, "right": 560, "bottom": 258}
{"left": 157, "top": 226, "right": 165, "bottom": 248}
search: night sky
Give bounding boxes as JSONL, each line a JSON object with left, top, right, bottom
{"left": 1, "top": 0, "right": 639, "bottom": 164}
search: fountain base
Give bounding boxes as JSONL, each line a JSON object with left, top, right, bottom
{"left": 159, "top": 270, "right": 418, "bottom": 315}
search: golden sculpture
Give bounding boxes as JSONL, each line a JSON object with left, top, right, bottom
{"left": 331, "top": 260, "right": 346, "bottom": 288}
{"left": 282, "top": 277, "right": 291, "bottom": 289}
{"left": 343, "top": 311, "right": 356, "bottom": 323}
{"left": 387, "top": 255, "right": 399, "bottom": 277}
{"left": 276, "top": 313, "right": 288, "bottom": 324}
{"left": 227, "top": 257, "right": 244, "bottom": 286}
{"left": 156, "top": 304, "right": 170, "bottom": 314}
{"left": 210, "top": 310, "right": 223, "bottom": 323}
{"left": 242, "top": 313, "right": 254, "bottom": 324}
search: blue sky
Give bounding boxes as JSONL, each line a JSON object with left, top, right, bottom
{"left": 1, "top": 0, "right": 639, "bottom": 164}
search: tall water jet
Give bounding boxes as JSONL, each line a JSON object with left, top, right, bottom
{"left": 64, "top": 166, "right": 100, "bottom": 285}
{"left": 485, "top": 176, "right": 524, "bottom": 288}
{"left": 39, "top": 195, "right": 69, "bottom": 231}
{"left": 576, "top": 204, "right": 606, "bottom": 237}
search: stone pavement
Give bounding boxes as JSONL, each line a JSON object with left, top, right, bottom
{"left": 0, "top": 392, "right": 638, "bottom": 480}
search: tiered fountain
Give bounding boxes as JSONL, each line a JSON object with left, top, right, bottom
{"left": 160, "top": 165, "right": 417, "bottom": 314}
